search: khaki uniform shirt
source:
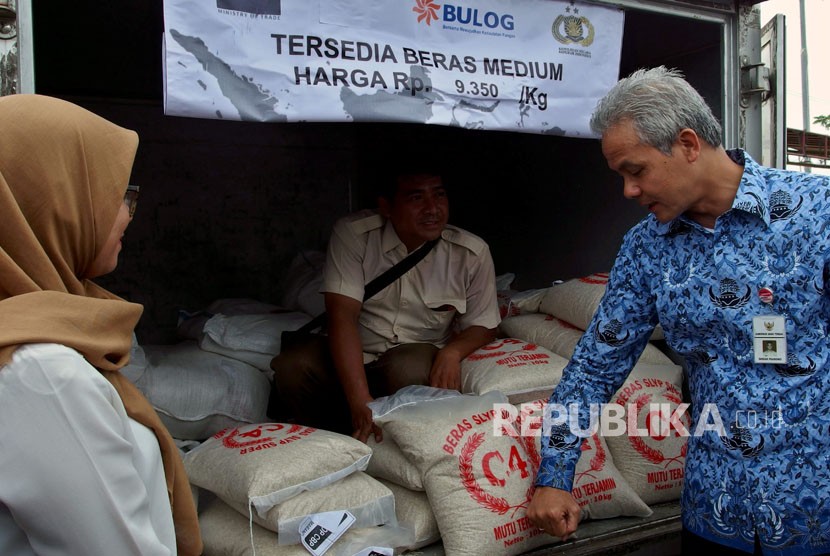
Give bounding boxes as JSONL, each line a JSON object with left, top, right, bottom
{"left": 322, "top": 209, "right": 501, "bottom": 359}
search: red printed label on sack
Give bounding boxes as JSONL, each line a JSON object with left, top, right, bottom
{"left": 467, "top": 339, "right": 550, "bottom": 368}
{"left": 614, "top": 381, "right": 688, "bottom": 493}
{"left": 571, "top": 435, "right": 612, "bottom": 507}
{"left": 216, "top": 423, "right": 317, "bottom": 455}
{"left": 444, "top": 408, "right": 544, "bottom": 548}
{"left": 646, "top": 467, "right": 684, "bottom": 487}
{"left": 496, "top": 352, "right": 549, "bottom": 367}
{"left": 497, "top": 291, "right": 522, "bottom": 319}
{"left": 579, "top": 272, "right": 609, "bottom": 285}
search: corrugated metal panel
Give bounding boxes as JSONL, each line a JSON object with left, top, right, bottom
{"left": 787, "top": 128, "right": 830, "bottom": 168}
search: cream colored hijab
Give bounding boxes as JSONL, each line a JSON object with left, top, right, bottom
{"left": 0, "top": 94, "right": 202, "bottom": 555}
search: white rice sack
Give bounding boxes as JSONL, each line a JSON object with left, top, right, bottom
{"left": 372, "top": 387, "right": 558, "bottom": 556}
{"left": 202, "top": 312, "right": 313, "bottom": 355}
{"left": 199, "top": 497, "right": 394, "bottom": 556}
{"left": 496, "top": 272, "right": 516, "bottom": 291}
{"left": 379, "top": 480, "right": 441, "bottom": 550}
{"left": 497, "top": 290, "right": 522, "bottom": 319}
{"left": 368, "top": 384, "right": 463, "bottom": 416}
{"left": 183, "top": 423, "right": 372, "bottom": 517}
{"left": 199, "top": 497, "right": 310, "bottom": 556}
{"left": 539, "top": 273, "right": 664, "bottom": 341}
{"left": 604, "top": 363, "right": 689, "bottom": 505}
{"left": 206, "top": 298, "right": 284, "bottom": 316}
{"left": 499, "top": 314, "right": 585, "bottom": 359}
{"left": 280, "top": 250, "right": 326, "bottom": 317}
{"left": 538, "top": 273, "right": 608, "bottom": 331}
{"left": 199, "top": 312, "right": 312, "bottom": 372}
{"left": 198, "top": 335, "right": 275, "bottom": 373}
{"left": 122, "top": 341, "right": 270, "bottom": 440}
{"left": 499, "top": 313, "right": 673, "bottom": 365}
{"left": 461, "top": 338, "right": 568, "bottom": 404}
{"left": 121, "top": 335, "right": 148, "bottom": 383}
{"left": 223, "top": 472, "right": 396, "bottom": 545}
{"left": 176, "top": 298, "right": 284, "bottom": 340}
{"left": 366, "top": 434, "right": 424, "bottom": 491}
{"left": 518, "top": 399, "right": 652, "bottom": 520}
{"left": 574, "top": 433, "right": 652, "bottom": 519}
{"left": 497, "top": 288, "right": 553, "bottom": 320}
{"left": 510, "top": 288, "right": 549, "bottom": 314}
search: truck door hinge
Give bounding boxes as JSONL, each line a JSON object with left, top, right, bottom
{"left": 740, "top": 57, "right": 770, "bottom": 107}
{"left": 0, "top": 0, "right": 17, "bottom": 40}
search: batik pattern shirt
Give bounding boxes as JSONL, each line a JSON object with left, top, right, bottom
{"left": 537, "top": 150, "right": 830, "bottom": 555}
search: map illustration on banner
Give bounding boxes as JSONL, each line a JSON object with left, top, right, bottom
{"left": 163, "top": 0, "right": 624, "bottom": 136}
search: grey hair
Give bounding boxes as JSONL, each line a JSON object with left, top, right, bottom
{"left": 589, "top": 66, "right": 722, "bottom": 154}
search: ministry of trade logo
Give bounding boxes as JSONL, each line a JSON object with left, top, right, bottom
{"left": 217, "top": 0, "right": 280, "bottom": 16}
{"left": 552, "top": 1, "right": 595, "bottom": 47}
{"left": 413, "top": 0, "right": 441, "bottom": 25}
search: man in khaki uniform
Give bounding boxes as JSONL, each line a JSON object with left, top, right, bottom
{"left": 271, "top": 172, "right": 501, "bottom": 441}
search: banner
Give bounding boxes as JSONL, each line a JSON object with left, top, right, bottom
{"left": 163, "top": 0, "right": 624, "bottom": 136}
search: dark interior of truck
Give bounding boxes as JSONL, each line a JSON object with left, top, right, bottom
{"left": 32, "top": 1, "right": 721, "bottom": 344}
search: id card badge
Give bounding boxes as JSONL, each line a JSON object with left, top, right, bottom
{"left": 753, "top": 315, "right": 787, "bottom": 364}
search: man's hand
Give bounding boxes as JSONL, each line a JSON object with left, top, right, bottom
{"left": 326, "top": 292, "right": 381, "bottom": 443}
{"left": 429, "top": 326, "right": 496, "bottom": 391}
{"left": 428, "top": 349, "right": 462, "bottom": 390}
{"left": 527, "top": 486, "right": 581, "bottom": 541}
{"left": 349, "top": 398, "right": 382, "bottom": 444}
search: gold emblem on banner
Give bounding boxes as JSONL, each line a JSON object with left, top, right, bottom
{"left": 552, "top": 14, "right": 595, "bottom": 46}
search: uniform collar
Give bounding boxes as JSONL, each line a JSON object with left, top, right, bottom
{"left": 381, "top": 217, "right": 447, "bottom": 254}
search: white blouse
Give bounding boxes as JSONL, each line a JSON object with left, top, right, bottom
{"left": 0, "top": 343, "right": 176, "bottom": 555}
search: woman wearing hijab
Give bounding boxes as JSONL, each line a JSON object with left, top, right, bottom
{"left": 0, "top": 94, "right": 202, "bottom": 555}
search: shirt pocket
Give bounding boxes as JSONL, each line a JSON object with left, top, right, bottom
{"left": 424, "top": 295, "right": 466, "bottom": 329}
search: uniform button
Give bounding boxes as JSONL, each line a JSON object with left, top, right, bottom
{"left": 401, "top": 300, "right": 408, "bottom": 307}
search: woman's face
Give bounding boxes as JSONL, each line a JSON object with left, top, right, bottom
{"left": 84, "top": 201, "right": 132, "bottom": 279}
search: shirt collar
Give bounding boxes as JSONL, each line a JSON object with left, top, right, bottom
{"left": 727, "top": 149, "right": 771, "bottom": 227}
{"left": 380, "top": 218, "right": 447, "bottom": 254}
{"left": 381, "top": 218, "right": 405, "bottom": 254}
{"left": 654, "top": 148, "right": 770, "bottom": 235}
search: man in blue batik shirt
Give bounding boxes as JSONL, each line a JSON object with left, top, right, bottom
{"left": 528, "top": 66, "right": 830, "bottom": 555}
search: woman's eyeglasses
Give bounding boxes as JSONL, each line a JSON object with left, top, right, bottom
{"left": 124, "top": 185, "right": 140, "bottom": 217}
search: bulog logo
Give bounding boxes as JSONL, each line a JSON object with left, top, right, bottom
{"left": 413, "top": 0, "right": 516, "bottom": 31}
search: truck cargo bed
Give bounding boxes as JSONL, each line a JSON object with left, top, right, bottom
{"left": 412, "top": 501, "right": 682, "bottom": 556}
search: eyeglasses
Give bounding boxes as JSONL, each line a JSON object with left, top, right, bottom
{"left": 124, "top": 185, "right": 140, "bottom": 217}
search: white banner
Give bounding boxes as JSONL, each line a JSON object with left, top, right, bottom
{"left": 163, "top": 0, "right": 624, "bottom": 136}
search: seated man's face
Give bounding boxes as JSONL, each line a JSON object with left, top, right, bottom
{"left": 383, "top": 174, "right": 448, "bottom": 251}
